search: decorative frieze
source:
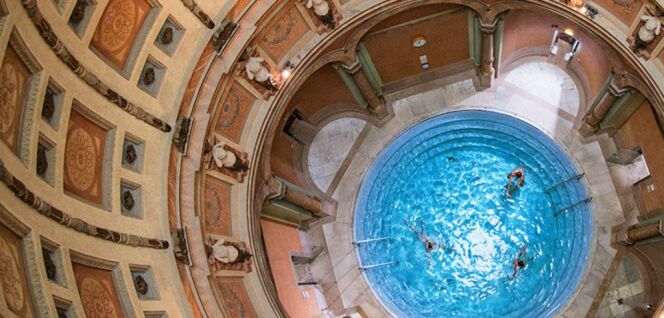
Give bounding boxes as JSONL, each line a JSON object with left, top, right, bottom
{"left": 20, "top": 0, "right": 172, "bottom": 132}
{"left": 0, "top": 159, "right": 169, "bottom": 249}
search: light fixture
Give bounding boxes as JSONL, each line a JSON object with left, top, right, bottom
{"left": 280, "top": 61, "right": 294, "bottom": 80}
{"left": 583, "top": 4, "right": 598, "bottom": 19}
{"left": 564, "top": 28, "right": 575, "bottom": 36}
{"left": 412, "top": 35, "right": 427, "bottom": 48}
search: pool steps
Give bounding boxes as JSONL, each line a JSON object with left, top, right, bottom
{"left": 354, "top": 112, "right": 592, "bottom": 317}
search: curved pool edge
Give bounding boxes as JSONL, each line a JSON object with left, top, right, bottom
{"left": 324, "top": 104, "right": 623, "bottom": 317}
{"left": 355, "top": 110, "right": 589, "bottom": 317}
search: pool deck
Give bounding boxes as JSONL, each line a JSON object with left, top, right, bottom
{"left": 312, "top": 63, "right": 626, "bottom": 317}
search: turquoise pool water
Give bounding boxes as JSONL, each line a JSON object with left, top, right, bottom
{"left": 354, "top": 111, "right": 591, "bottom": 317}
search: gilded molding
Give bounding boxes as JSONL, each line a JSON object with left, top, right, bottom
{"left": 0, "top": 159, "right": 170, "bottom": 249}
{"left": 19, "top": 0, "right": 172, "bottom": 132}
{"left": 180, "top": 0, "right": 216, "bottom": 29}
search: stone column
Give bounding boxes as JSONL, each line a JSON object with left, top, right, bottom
{"left": 335, "top": 61, "right": 386, "bottom": 117}
{"left": 283, "top": 187, "right": 323, "bottom": 216}
{"left": 615, "top": 219, "right": 664, "bottom": 245}
{"left": 479, "top": 21, "right": 498, "bottom": 88}
{"left": 263, "top": 176, "right": 325, "bottom": 220}
{"left": 580, "top": 81, "right": 628, "bottom": 137}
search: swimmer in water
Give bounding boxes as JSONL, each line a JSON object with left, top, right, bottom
{"left": 505, "top": 166, "right": 526, "bottom": 196}
{"left": 512, "top": 245, "right": 527, "bottom": 279}
{"left": 404, "top": 219, "right": 448, "bottom": 253}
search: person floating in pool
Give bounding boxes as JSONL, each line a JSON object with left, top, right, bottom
{"left": 505, "top": 166, "right": 526, "bottom": 196}
{"left": 511, "top": 245, "right": 527, "bottom": 279}
{"left": 403, "top": 219, "right": 448, "bottom": 254}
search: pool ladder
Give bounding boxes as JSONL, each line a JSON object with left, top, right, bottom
{"left": 353, "top": 237, "right": 397, "bottom": 270}
{"left": 545, "top": 173, "right": 585, "bottom": 193}
{"left": 554, "top": 197, "right": 592, "bottom": 216}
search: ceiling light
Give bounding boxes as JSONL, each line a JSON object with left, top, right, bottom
{"left": 564, "top": 28, "right": 575, "bottom": 36}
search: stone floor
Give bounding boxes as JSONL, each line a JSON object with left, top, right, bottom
{"left": 303, "top": 61, "right": 625, "bottom": 317}
{"left": 596, "top": 256, "right": 646, "bottom": 318}
{"left": 308, "top": 118, "right": 367, "bottom": 192}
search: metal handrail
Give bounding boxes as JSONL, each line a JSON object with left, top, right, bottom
{"left": 358, "top": 261, "right": 398, "bottom": 271}
{"left": 554, "top": 197, "right": 592, "bottom": 215}
{"left": 352, "top": 237, "right": 391, "bottom": 246}
{"left": 545, "top": 173, "right": 585, "bottom": 192}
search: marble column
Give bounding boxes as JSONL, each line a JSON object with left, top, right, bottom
{"left": 263, "top": 177, "right": 325, "bottom": 225}
{"left": 335, "top": 61, "right": 387, "bottom": 118}
{"left": 615, "top": 219, "right": 664, "bottom": 245}
{"left": 579, "top": 81, "right": 628, "bottom": 137}
{"left": 283, "top": 187, "right": 323, "bottom": 216}
{"left": 479, "top": 21, "right": 498, "bottom": 88}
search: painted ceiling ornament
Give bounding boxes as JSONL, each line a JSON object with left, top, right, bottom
{"left": 99, "top": 0, "right": 137, "bottom": 51}
{"left": 65, "top": 127, "right": 97, "bottom": 191}
{"left": 80, "top": 277, "right": 117, "bottom": 317}
{"left": 635, "top": 14, "right": 662, "bottom": 51}
{"left": 306, "top": 0, "right": 336, "bottom": 29}
{"left": 0, "top": 237, "right": 24, "bottom": 312}
{"left": 0, "top": 63, "right": 18, "bottom": 136}
{"left": 612, "top": 0, "right": 637, "bottom": 10}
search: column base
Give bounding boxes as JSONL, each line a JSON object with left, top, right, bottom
{"left": 578, "top": 122, "right": 597, "bottom": 138}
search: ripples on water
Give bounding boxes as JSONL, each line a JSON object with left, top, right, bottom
{"left": 355, "top": 111, "right": 591, "bottom": 318}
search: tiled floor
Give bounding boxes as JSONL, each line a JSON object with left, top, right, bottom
{"left": 308, "top": 118, "right": 366, "bottom": 192}
{"left": 596, "top": 256, "right": 646, "bottom": 318}
{"left": 503, "top": 62, "right": 580, "bottom": 116}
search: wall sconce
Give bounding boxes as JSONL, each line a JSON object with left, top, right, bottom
{"left": 280, "top": 61, "right": 295, "bottom": 80}
{"left": 566, "top": 0, "right": 597, "bottom": 19}
{"left": 579, "top": 4, "right": 598, "bottom": 19}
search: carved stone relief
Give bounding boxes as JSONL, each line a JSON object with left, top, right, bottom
{"left": 0, "top": 223, "right": 35, "bottom": 317}
{"left": 213, "top": 81, "right": 256, "bottom": 143}
{"left": 213, "top": 277, "right": 258, "bottom": 318}
{"left": 72, "top": 262, "right": 125, "bottom": 318}
{"left": 206, "top": 236, "right": 253, "bottom": 273}
{"left": 203, "top": 175, "right": 232, "bottom": 236}
{"left": 91, "top": 0, "right": 152, "bottom": 69}
{"left": 0, "top": 45, "right": 31, "bottom": 154}
{"left": 64, "top": 109, "right": 107, "bottom": 204}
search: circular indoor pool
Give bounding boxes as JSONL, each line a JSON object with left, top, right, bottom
{"left": 354, "top": 110, "right": 591, "bottom": 317}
